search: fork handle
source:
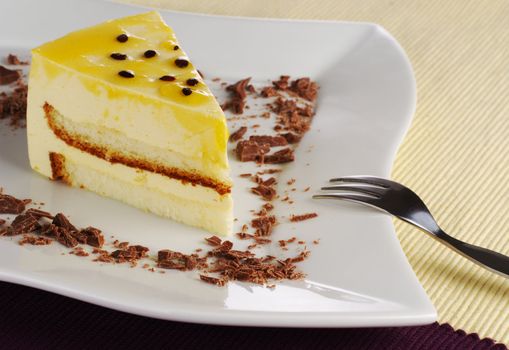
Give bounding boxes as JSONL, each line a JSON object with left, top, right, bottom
{"left": 435, "top": 230, "right": 509, "bottom": 277}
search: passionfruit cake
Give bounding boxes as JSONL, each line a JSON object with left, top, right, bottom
{"left": 27, "top": 12, "right": 232, "bottom": 235}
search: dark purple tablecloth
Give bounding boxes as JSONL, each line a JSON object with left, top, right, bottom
{"left": 0, "top": 282, "right": 505, "bottom": 350}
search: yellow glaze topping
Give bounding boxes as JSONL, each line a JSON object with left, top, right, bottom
{"left": 33, "top": 11, "right": 214, "bottom": 108}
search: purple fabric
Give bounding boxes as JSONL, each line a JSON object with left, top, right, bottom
{"left": 0, "top": 282, "right": 505, "bottom": 350}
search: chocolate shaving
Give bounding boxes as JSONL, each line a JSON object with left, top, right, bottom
{"left": 270, "top": 97, "right": 314, "bottom": 135}
{"left": 25, "top": 208, "right": 54, "bottom": 220}
{"left": 200, "top": 275, "right": 226, "bottom": 286}
{"left": 251, "top": 184, "right": 277, "bottom": 201}
{"left": 265, "top": 76, "right": 319, "bottom": 102}
{"left": 264, "top": 148, "right": 295, "bottom": 164}
{"left": 70, "top": 247, "right": 89, "bottom": 257}
{"left": 92, "top": 248, "right": 115, "bottom": 263}
{"left": 19, "top": 234, "right": 52, "bottom": 246}
{"left": 39, "top": 223, "right": 78, "bottom": 248}
{"left": 261, "top": 177, "right": 277, "bottom": 187}
{"left": 0, "top": 193, "right": 27, "bottom": 214}
{"left": 273, "top": 75, "right": 290, "bottom": 90}
{"left": 205, "top": 235, "right": 222, "bottom": 246}
{"left": 235, "top": 140, "right": 270, "bottom": 162}
{"left": 281, "top": 132, "right": 302, "bottom": 144}
{"left": 229, "top": 126, "right": 247, "bottom": 142}
{"left": 260, "top": 86, "right": 277, "bottom": 97}
{"left": 0, "top": 65, "right": 21, "bottom": 85}
{"left": 251, "top": 215, "right": 276, "bottom": 236}
{"left": 290, "top": 213, "right": 318, "bottom": 222}
{"left": 289, "top": 77, "right": 319, "bottom": 102}
{"left": 236, "top": 232, "right": 254, "bottom": 240}
{"left": 257, "top": 169, "right": 282, "bottom": 175}
{"left": 157, "top": 249, "right": 199, "bottom": 271}
{"left": 52, "top": 213, "right": 78, "bottom": 232}
{"left": 8, "top": 214, "right": 40, "bottom": 236}
{"left": 222, "top": 77, "right": 252, "bottom": 114}
{"left": 249, "top": 135, "right": 288, "bottom": 147}
{"left": 111, "top": 245, "right": 149, "bottom": 263}
{"left": 7, "top": 54, "right": 28, "bottom": 65}
{"left": 56, "top": 227, "right": 79, "bottom": 248}
{"left": 80, "top": 226, "right": 104, "bottom": 248}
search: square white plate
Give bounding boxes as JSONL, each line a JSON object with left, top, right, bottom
{"left": 0, "top": 0, "right": 436, "bottom": 327}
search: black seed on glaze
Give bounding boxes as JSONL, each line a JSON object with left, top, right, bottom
{"left": 118, "top": 70, "right": 135, "bottom": 78}
{"left": 175, "top": 58, "right": 189, "bottom": 68}
{"left": 144, "top": 50, "right": 157, "bottom": 58}
{"left": 186, "top": 78, "right": 199, "bottom": 86}
{"left": 159, "top": 75, "right": 176, "bottom": 81}
{"left": 182, "top": 88, "right": 192, "bottom": 96}
{"left": 110, "top": 53, "right": 127, "bottom": 60}
{"left": 116, "top": 34, "right": 129, "bottom": 43}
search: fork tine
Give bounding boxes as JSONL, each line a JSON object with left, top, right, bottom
{"left": 312, "top": 193, "right": 381, "bottom": 208}
{"left": 320, "top": 185, "right": 383, "bottom": 198}
{"left": 329, "top": 176, "right": 399, "bottom": 189}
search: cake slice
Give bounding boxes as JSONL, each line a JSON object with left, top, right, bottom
{"left": 27, "top": 11, "right": 232, "bottom": 235}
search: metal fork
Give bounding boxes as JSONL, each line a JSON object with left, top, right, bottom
{"left": 313, "top": 176, "right": 509, "bottom": 278}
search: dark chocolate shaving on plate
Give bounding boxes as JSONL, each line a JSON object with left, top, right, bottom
{"left": 251, "top": 184, "right": 277, "bottom": 201}
{"left": 70, "top": 247, "right": 89, "bottom": 257}
{"left": 7, "top": 213, "right": 40, "bottom": 236}
{"left": 52, "top": 213, "right": 78, "bottom": 232}
{"left": 235, "top": 140, "right": 270, "bottom": 162}
{"left": 0, "top": 65, "right": 21, "bottom": 85}
{"left": 111, "top": 245, "right": 149, "bottom": 264}
{"left": 270, "top": 97, "right": 314, "bottom": 135}
{"left": 290, "top": 213, "right": 318, "bottom": 222}
{"left": 199, "top": 274, "right": 226, "bottom": 286}
{"left": 229, "top": 126, "right": 247, "bottom": 142}
{"left": 280, "top": 132, "right": 302, "bottom": 144}
{"left": 249, "top": 135, "right": 288, "bottom": 147}
{"left": 264, "top": 148, "right": 295, "bottom": 164}
{"left": 79, "top": 227, "right": 104, "bottom": 248}
{"left": 251, "top": 215, "right": 277, "bottom": 236}
{"left": 157, "top": 249, "right": 199, "bottom": 271}
{"left": 25, "top": 208, "right": 54, "bottom": 220}
{"left": 7, "top": 54, "right": 28, "bottom": 65}
{"left": 260, "top": 86, "right": 277, "bottom": 97}
{"left": 222, "top": 77, "right": 252, "bottom": 114}
{"left": 205, "top": 235, "right": 222, "bottom": 246}
{"left": 55, "top": 227, "right": 79, "bottom": 248}
{"left": 19, "top": 234, "right": 52, "bottom": 246}
{"left": 0, "top": 193, "right": 28, "bottom": 214}
{"left": 289, "top": 77, "right": 319, "bottom": 102}
{"left": 268, "top": 75, "right": 319, "bottom": 102}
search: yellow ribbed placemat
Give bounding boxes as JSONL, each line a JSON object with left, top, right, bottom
{"left": 122, "top": 0, "right": 509, "bottom": 343}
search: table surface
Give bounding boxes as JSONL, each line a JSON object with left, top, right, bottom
{"left": 120, "top": 0, "right": 509, "bottom": 343}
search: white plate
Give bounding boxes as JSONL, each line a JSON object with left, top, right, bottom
{"left": 0, "top": 0, "right": 436, "bottom": 327}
